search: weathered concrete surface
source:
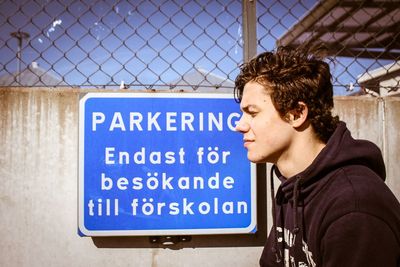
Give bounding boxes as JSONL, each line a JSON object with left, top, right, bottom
{"left": 383, "top": 97, "right": 400, "bottom": 197}
{"left": 334, "top": 96, "right": 383, "bottom": 148}
{"left": 1, "top": 88, "right": 399, "bottom": 267}
{"left": 334, "top": 96, "right": 400, "bottom": 196}
{"left": 0, "top": 88, "right": 261, "bottom": 267}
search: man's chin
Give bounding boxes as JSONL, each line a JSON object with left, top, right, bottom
{"left": 247, "top": 154, "right": 267, "bottom": 164}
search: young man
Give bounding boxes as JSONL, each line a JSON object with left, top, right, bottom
{"left": 234, "top": 46, "right": 400, "bottom": 266}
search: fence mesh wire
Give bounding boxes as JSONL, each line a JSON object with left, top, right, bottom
{"left": 0, "top": 0, "right": 399, "bottom": 96}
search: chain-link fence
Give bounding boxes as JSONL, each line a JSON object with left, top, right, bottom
{"left": 257, "top": 0, "right": 400, "bottom": 96}
{"left": 0, "top": 0, "right": 399, "bottom": 96}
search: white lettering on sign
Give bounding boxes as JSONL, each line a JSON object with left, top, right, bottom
{"left": 91, "top": 111, "right": 240, "bottom": 132}
{"left": 105, "top": 147, "right": 186, "bottom": 165}
{"left": 92, "top": 112, "right": 105, "bottom": 131}
{"left": 100, "top": 171, "right": 235, "bottom": 191}
{"left": 129, "top": 197, "right": 248, "bottom": 216}
{"left": 86, "top": 197, "right": 248, "bottom": 217}
{"left": 104, "top": 146, "right": 232, "bottom": 165}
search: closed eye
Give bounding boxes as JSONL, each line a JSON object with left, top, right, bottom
{"left": 248, "top": 111, "right": 258, "bottom": 117}
{"left": 241, "top": 104, "right": 259, "bottom": 116}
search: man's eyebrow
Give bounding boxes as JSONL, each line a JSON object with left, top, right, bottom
{"left": 240, "top": 104, "right": 258, "bottom": 112}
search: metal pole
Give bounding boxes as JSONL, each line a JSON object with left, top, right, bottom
{"left": 10, "top": 31, "right": 30, "bottom": 84}
{"left": 242, "top": 0, "right": 257, "bottom": 62}
{"left": 242, "top": 0, "right": 271, "bottom": 243}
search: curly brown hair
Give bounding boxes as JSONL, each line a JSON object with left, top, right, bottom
{"left": 234, "top": 46, "right": 339, "bottom": 143}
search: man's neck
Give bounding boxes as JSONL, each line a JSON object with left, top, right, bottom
{"left": 276, "top": 130, "right": 326, "bottom": 179}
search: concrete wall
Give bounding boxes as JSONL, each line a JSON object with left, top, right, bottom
{"left": 1, "top": 88, "right": 399, "bottom": 267}
{"left": 333, "top": 96, "right": 399, "bottom": 194}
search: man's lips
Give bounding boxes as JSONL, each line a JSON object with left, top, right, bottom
{"left": 243, "top": 139, "right": 254, "bottom": 148}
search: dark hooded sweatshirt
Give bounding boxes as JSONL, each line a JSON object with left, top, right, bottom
{"left": 260, "top": 122, "right": 400, "bottom": 267}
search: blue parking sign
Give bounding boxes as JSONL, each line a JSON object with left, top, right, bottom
{"left": 78, "top": 92, "right": 256, "bottom": 236}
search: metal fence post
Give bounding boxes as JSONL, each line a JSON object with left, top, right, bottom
{"left": 242, "top": 0, "right": 269, "bottom": 241}
{"left": 242, "top": 0, "right": 257, "bottom": 62}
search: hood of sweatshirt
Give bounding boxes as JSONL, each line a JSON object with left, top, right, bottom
{"left": 268, "top": 121, "right": 386, "bottom": 264}
{"left": 276, "top": 121, "right": 386, "bottom": 204}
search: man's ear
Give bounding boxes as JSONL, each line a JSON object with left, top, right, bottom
{"left": 287, "top": 102, "right": 308, "bottom": 128}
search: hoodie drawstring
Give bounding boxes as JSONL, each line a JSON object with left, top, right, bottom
{"left": 270, "top": 165, "right": 282, "bottom": 263}
{"left": 293, "top": 176, "right": 302, "bottom": 234}
{"left": 270, "top": 166, "right": 303, "bottom": 264}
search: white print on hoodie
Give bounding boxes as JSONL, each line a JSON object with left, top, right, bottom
{"left": 276, "top": 227, "right": 316, "bottom": 267}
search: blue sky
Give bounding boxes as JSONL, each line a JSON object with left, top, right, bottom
{"left": 0, "top": 0, "right": 242, "bottom": 87}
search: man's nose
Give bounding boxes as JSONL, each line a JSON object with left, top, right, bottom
{"left": 235, "top": 115, "right": 250, "bottom": 133}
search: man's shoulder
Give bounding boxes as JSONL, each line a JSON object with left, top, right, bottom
{"left": 318, "top": 165, "right": 400, "bottom": 228}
